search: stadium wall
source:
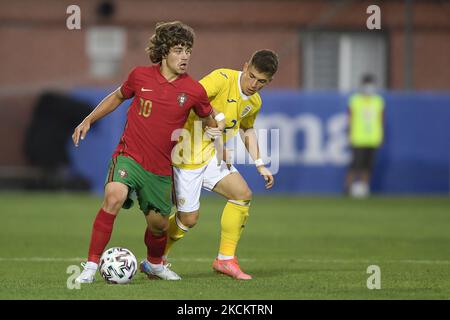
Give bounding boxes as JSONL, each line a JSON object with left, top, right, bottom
{"left": 2, "top": 0, "right": 450, "bottom": 171}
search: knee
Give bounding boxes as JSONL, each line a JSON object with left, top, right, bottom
{"left": 149, "top": 226, "right": 168, "bottom": 236}
{"left": 148, "top": 218, "right": 169, "bottom": 235}
{"left": 178, "top": 211, "right": 199, "bottom": 228}
{"left": 103, "top": 192, "right": 127, "bottom": 213}
{"left": 238, "top": 188, "right": 252, "bottom": 201}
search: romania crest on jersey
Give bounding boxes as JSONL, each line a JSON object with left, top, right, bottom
{"left": 240, "top": 105, "right": 252, "bottom": 118}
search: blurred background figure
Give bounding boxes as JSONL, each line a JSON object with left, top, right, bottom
{"left": 345, "top": 74, "right": 385, "bottom": 198}
{"left": 22, "top": 91, "right": 93, "bottom": 190}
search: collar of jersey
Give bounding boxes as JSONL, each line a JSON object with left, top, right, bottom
{"left": 237, "top": 72, "right": 250, "bottom": 101}
{"left": 153, "top": 64, "right": 186, "bottom": 87}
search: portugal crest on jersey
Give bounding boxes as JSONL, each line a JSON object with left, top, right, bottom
{"left": 240, "top": 105, "right": 252, "bottom": 118}
{"left": 177, "top": 93, "right": 187, "bottom": 107}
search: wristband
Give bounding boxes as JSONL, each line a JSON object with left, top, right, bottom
{"left": 214, "top": 113, "right": 225, "bottom": 122}
{"left": 254, "top": 158, "right": 264, "bottom": 167}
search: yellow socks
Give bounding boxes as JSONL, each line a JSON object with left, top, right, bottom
{"left": 164, "top": 213, "right": 189, "bottom": 258}
{"left": 164, "top": 200, "right": 251, "bottom": 260}
{"left": 219, "top": 200, "right": 250, "bottom": 258}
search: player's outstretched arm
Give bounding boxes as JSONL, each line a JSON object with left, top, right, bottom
{"left": 72, "top": 88, "right": 127, "bottom": 147}
{"left": 240, "top": 126, "right": 274, "bottom": 189}
{"left": 202, "top": 109, "right": 228, "bottom": 166}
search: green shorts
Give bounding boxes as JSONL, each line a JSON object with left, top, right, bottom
{"left": 105, "top": 156, "right": 173, "bottom": 216}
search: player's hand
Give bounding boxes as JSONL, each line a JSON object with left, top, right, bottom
{"left": 216, "top": 119, "right": 226, "bottom": 133}
{"left": 256, "top": 165, "right": 274, "bottom": 189}
{"left": 72, "top": 119, "right": 91, "bottom": 147}
{"left": 205, "top": 126, "right": 223, "bottom": 140}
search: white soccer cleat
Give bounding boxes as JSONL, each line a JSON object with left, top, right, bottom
{"left": 350, "top": 181, "right": 370, "bottom": 198}
{"left": 75, "top": 261, "right": 98, "bottom": 284}
{"left": 140, "top": 259, "right": 181, "bottom": 280}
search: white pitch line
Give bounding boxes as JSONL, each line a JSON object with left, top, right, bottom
{"left": 1, "top": 257, "right": 450, "bottom": 265}
{"left": 0, "top": 257, "right": 85, "bottom": 262}
{"left": 288, "top": 258, "right": 450, "bottom": 265}
{"left": 0, "top": 257, "right": 243, "bottom": 263}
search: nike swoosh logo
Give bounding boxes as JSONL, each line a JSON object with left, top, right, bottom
{"left": 141, "top": 88, "right": 153, "bottom": 92}
{"left": 227, "top": 99, "right": 237, "bottom": 103}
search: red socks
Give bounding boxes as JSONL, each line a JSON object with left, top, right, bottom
{"left": 87, "top": 209, "right": 116, "bottom": 264}
{"left": 144, "top": 228, "right": 167, "bottom": 264}
{"left": 86, "top": 208, "right": 166, "bottom": 265}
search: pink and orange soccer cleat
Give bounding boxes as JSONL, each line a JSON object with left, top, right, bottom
{"left": 212, "top": 257, "right": 252, "bottom": 280}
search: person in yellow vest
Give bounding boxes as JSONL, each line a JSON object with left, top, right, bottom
{"left": 166, "top": 50, "right": 279, "bottom": 279}
{"left": 345, "top": 74, "right": 385, "bottom": 197}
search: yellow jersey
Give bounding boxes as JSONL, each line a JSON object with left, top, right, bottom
{"left": 172, "top": 68, "right": 262, "bottom": 169}
{"left": 349, "top": 93, "right": 385, "bottom": 147}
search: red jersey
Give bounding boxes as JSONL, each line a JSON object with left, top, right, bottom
{"left": 112, "top": 65, "right": 212, "bottom": 176}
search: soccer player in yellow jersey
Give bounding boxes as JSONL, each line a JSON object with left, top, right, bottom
{"left": 167, "top": 50, "right": 279, "bottom": 280}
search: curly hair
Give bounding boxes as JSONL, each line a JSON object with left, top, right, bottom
{"left": 145, "top": 21, "right": 195, "bottom": 64}
{"left": 250, "top": 49, "right": 279, "bottom": 77}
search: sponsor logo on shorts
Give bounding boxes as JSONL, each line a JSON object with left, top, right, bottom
{"left": 178, "top": 198, "right": 186, "bottom": 206}
{"left": 118, "top": 169, "right": 128, "bottom": 178}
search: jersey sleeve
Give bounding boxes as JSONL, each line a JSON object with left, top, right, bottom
{"left": 120, "top": 68, "right": 137, "bottom": 99}
{"left": 193, "top": 86, "right": 213, "bottom": 118}
{"left": 199, "top": 69, "right": 229, "bottom": 100}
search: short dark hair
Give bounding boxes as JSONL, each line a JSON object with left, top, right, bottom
{"left": 361, "top": 73, "right": 376, "bottom": 85}
{"left": 145, "top": 21, "right": 195, "bottom": 64}
{"left": 249, "top": 49, "right": 279, "bottom": 77}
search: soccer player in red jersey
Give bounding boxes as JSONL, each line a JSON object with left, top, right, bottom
{"left": 72, "top": 21, "right": 224, "bottom": 282}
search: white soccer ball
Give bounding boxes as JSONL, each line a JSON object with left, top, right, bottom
{"left": 99, "top": 247, "right": 137, "bottom": 284}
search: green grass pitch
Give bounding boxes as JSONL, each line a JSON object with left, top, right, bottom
{"left": 1, "top": 193, "right": 449, "bottom": 299}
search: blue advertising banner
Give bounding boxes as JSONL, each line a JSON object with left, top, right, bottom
{"left": 68, "top": 89, "right": 450, "bottom": 195}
